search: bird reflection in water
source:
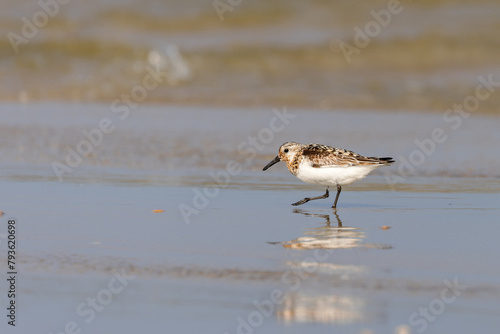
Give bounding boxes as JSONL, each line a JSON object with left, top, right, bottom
{"left": 273, "top": 209, "right": 391, "bottom": 250}
{"left": 277, "top": 292, "right": 367, "bottom": 325}
{"left": 270, "top": 209, "right": 390, "bottom": 325}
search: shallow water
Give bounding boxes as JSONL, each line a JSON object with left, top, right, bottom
{"left": 2, "top": 0, "right": 500, "bottom": 112}
{"left": 1, "top": 179, "right": 500, "bottom": 334}
{"left": 1, "top": 103, "right": 500, "bottom": 334}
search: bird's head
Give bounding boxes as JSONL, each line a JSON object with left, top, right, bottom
{"left": 263, "top": 141, "right": 302, "bottom": 171}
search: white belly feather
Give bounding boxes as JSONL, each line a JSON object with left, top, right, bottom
{"left": 295, "top": 161, "right": 382, "bottom": 187}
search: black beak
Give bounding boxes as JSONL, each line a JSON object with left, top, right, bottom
{"left": 263, "top": 156, "right": 281, "bottom": 171}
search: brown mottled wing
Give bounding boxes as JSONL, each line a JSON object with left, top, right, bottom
{"left": 302, "top": 144, "right": 392, "bottom": 167}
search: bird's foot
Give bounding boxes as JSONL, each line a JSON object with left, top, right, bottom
{"left": 291, "top": 198, "right": 309, "bottom": 206}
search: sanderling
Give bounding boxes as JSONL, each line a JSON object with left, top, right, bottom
{"left": 263, "top": 141, "right": 394, "bottom": 208}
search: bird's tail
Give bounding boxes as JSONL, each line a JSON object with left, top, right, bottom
{"left": 376, "top": 157, "right": 395, "bottom": 164}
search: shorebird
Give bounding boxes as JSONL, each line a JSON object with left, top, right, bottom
{"left": 263, "top": 142, "right": 394, "bottom": 208}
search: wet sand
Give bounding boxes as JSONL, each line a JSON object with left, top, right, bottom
{"left": 2, "top": 103, "right": 500, "bottom": 178}
{"left": 1, "top": 104, "right": 500, "bottom": 333}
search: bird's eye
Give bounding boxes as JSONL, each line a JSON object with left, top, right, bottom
{"left": 284, "top": 148, "right": 289, "bottom": 153}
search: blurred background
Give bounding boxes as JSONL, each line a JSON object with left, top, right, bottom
{"left": 2, "top": 0, "right": 500, "bottom": 113}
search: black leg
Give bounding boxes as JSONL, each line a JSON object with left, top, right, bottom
{"left": 332, "top": 185, "right": 342, "bottom": 208}
{"left": 292, "top": 188, "right": 329, "bottom": 206}
{"left": 332, "top": 210, "right": 342, "bottom": 227}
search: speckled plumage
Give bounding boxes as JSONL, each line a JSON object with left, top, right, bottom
{"left": 263, "top": 141, "right": 394, "bottom": 208}
{"left": 278, "top": 142, "right": 394, "bottom": 175}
